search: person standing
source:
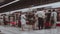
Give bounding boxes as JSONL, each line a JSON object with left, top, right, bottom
{"left": 45, "top": 10, "right": 52, "bottom": 29}
{"left": 36, "top": 10, "right": 45, "bottom": 30}
{"left": 18, "top": 15, "right": 21, "bottom": 27}
{"left": 51, "top": 9, "right": 57, "bottom": 28}
{"left": 27, "top": 12, "right": 34, "bottom": 30}
{"left": 21, "top": 13, "right": 26, "bottom": 31}
{"left": 32, "top": 10, "right": 37, "bottom": 30}
{"left": 18, "top": 12, "right": 22, "bottom": 28}
{"left": 3, "top": 15, "right": 7, "bottom": 25}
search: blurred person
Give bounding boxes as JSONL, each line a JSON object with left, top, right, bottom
{"left": 18, "top": 12, "right": 22, "bottom": 28}
{"left": 26, "top": 12, "right": 35, "bottom": 30}
{"left": 3, "top": 15, "right": 7, "bottom": 25}
{"left": 18, "top": 15, "right": 21, "bottom": 27}
{"left": 32, "top": 10, "right": 38, "bottom": 30}
{"left": 51, "top": 9, "right": 57, "bottom": 28}
{"left": 35, "top": 10, "right": 45, "bottom": 30}
{"left": 31, "top": 11, "right": 36, "bottom": 30}
{"left": 45, "top": 9, "right": 52, "bottom": 29}
{"left": 34, "top": 14, "right": 38, "bottom": 30}
{"left": 21, "top": 12, "right": 26, "bottom": 31}
{"left": 32, "top": 9, "right": 39, "bottom": 30}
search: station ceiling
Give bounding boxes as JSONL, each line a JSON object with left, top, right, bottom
{"left": 0, "top": 0, "right": 60, "bottom": 13}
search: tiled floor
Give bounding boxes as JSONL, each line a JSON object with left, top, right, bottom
{"left": 0, "top": 26, "right": 60, "bottom": 34}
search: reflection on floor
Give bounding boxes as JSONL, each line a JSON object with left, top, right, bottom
{"left": 0, "top": 26, "right": 60, "bottom": 34}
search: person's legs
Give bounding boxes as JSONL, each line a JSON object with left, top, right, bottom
{"left": 28, "top": 25, "right": 32, "bottom": 31}
{"left": 35, "top": 21, "right": 38, "bottom": 30}
{"left": 21, "top": 24, "right": 25, "bottom": 31}
{"left": 38, "top": 18, "right": 41, "bottom": 30}
{"left": 41, "top": 23, "right": 44, "bottom": 29}
{"left": 31, "top": 21, "right": 35, "bottom": 30}
{"left": 51, "top": 19, "right": 56, "bottom": 28}
{"left": 41, "top": 18, "right": 44, "bottom": 29}
{"left": 38, "top": 24, "right": 40, "bottom": 30}
{"left": 18, "top": 20, "right": 21, "bottom": 28}
{"left": 38, "top": 17, "right": 44, "bottom": 30}
{"left": 4, "top": 22, "right": 6, "bottom": 25}
{"left": 32, "top": 23, "right": 35, "bottom": 30}
{"left": 52, "top": 21, "right": 56, "bottom": 28}
{"left": 38, "top": 18, "right": 40, "bottom": 30}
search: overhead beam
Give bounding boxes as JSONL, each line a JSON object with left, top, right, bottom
{"left": 0, "top": 0, "right": 20, "bottom": 8}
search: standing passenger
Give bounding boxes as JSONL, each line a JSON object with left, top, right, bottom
{"left": 51, "top": 9, "right": 57, "bottom": 28}
{"left": 45, "top": 10, "right": 52, "bottom": 29}
{"left": 36, "top": 10, "right": 45, "bottom": 30}
{"left": 21, "top": 13, "right": 26, "bottom": 31}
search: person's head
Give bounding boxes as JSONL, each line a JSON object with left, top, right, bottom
{"left": 48, "top": 9, "right": 51, "bottom": 12}
{"left": 52, "top": 9, "right": 55, "bottom": 12}
{"left": 53, "top": 9, "right": 57, "bottom": 12}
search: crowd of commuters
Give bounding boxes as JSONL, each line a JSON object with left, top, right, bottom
{"left": 0, "top": 8, "right": 57, "bottom": 31}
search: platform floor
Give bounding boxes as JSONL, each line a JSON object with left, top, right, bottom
{"left": 0, "top": 26, "right": 60, "bottom": 34}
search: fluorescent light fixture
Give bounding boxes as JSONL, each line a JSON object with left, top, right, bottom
{"left": 0, "top": 0, "right": 20, "bottom": 8}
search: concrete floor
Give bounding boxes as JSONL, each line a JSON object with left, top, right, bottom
{"left": 0, "top": 26, "right": 60, "bottom": 34}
